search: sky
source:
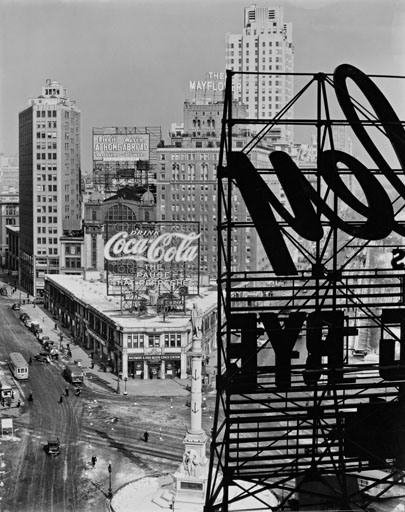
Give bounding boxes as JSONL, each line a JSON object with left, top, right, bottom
{"left": 1, "top": 0, "right": 404, "bottom": 172}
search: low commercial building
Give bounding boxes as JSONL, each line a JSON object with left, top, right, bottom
{"left": 44, "top": 274, "right": 217, "bottom": 380}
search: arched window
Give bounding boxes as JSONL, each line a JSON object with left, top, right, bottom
{"left": 145, "top": 211, "right": 150, "bottom": 221}
{"left": 105, "top": 204, "right": 137, "bottom": 223}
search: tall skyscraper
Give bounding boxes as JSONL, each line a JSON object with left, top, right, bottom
{"left": 18, "top": 79, "right": 82, "bottom": 297}
{"left": 225, "top": 4, "right": 294, "bottom": 144}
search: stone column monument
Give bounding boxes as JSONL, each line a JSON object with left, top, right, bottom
{"left": 171, "top": 303, "right": 209, "bottom": 511}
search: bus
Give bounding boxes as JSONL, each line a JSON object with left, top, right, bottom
{"left": 8, "top": 352, "right": 29, "bottom": 380}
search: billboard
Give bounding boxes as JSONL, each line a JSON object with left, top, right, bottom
{"left": 206, "top": 63, "right": 405, "bottom": 511}
{"left": 93, "top": 133, "right": 150, "bottom": 161}
{"left": 104, "top": 221, "right": 200, "bottom": 303}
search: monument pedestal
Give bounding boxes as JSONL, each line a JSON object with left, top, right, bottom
{"left": 170, "top": 427, "right": 209, "bottom": 510}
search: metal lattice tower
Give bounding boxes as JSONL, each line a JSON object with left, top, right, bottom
{"left": 205, "top": 66, "right": 405, "bottom": 511}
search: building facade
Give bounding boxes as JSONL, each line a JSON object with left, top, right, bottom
{"left": 157, "top": 100, "right": 273, "bottom": 279}
{"left": 45, "top": 274, "right": 217, "bottom": 381}
{"left": 82, "top": 185, "right": 156, "bottom": 275}
{"left": 18, "top": 79, "right": 82, "bottom": 297}
{"left": 225, "top": 4, "right": 294, "bottom": 145}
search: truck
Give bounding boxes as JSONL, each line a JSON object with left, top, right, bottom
{"left": 63, "top": 365, "right": 84, "bottom": 386}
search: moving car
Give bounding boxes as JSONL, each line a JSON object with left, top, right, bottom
{"left": 46, "top": 438, "right": 60, "bottom": 456}
{"left": 63, "top": 365, "right": 84, "bottom": 386}
{"left": 11, "top": 303, "right": 20, "bottom": 311}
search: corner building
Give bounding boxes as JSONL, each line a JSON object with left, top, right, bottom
{"left": 19, "top": 79, "right": 82, "bottom": 297}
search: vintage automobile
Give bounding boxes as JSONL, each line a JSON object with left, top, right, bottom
{"left": 11, "top": 303, "right": 20, "bottom": 311}
{"left": 45, "top": 438, "right": 60, "bottom": 456}
{"left": 34, "top": 353, "right": 51, "bottom": 364}
{"left": 19, "top": 313, "right": 30, "bottom": 322}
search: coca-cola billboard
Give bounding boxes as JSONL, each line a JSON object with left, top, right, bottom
{"left": 104, "top": 221, "right": 200, "bottom": 300}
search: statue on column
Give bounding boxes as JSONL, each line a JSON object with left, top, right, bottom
{"left": 191, "top": 303, "right": 202, "bottom": 338}
{"left": 182, "top": 450, "right": 200, "bottom": 477}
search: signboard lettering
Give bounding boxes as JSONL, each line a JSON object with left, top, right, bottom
{"left": 104, "top": 231, "right": 200, "bottom": 263}
{"left": 225, "top": 64, "right": 405, "bottom": 275}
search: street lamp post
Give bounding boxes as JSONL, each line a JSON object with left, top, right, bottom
{"left": 123, "top": 377, "right": 128, "bottom": 396}
{"left": 107, "top": 462, "right": 112, "bottom": 499}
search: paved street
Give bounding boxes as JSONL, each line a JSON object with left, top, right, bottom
{"left": 0, "top": 284, "right": 216, "bottom": 511}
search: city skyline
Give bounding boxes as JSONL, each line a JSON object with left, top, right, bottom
{"left": 1, "top": 0, "right": 404, "bottom": 171}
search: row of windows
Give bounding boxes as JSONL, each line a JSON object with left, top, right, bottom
{"left": 37, "top": 195, "right": 58, "bottom": 202}
{"left": 37, "top": 207, "right": 57, "bottom": 213}
{"left": 37, "top": 185, "right": 57, "bottom": 192}
{"left": 37, "top": 227, "right": 57, "bottom": 233}
{"left": 164, "top": 153, "right": 218, "bottom": 162}
{"left": 36, "top": 132, "right": 57, "bottom": 139}
{"left": 36, "top": 122, "right": 57, "bottom": 129}
{"left": 36, "top": 142, "right": 57, "bottom": 150}
{"left": 37, "top": 165, "right": 57, "bottom": 171}
{"left": 36, "top": 153, "right": 57, "bottom": 160}
{"left": 230, "top": 40, "right": 282, "bottom": 48}
{"left": 127, "top": 333, "right": 182, "bottom": 349}
{"left": 65, "top": 258, "right": 81, "bottom": 268}
{"left": 36, "top": 248, "right": 58, "bottom": 255}
{"left": 37, "top": 217, "right": 58, "bottom": 223}
{"left": 37, "top": 237, "right": 58, "bottom": 244}
{"left": 37, "top": 175, "right": 58, "bottom": 182}
{"left": 36, "top": 110, "right": 57, "bottom": 118}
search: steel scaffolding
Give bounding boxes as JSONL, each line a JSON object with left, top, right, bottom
{"left": 205, "top": 67, "right": 405, "bottom": 511}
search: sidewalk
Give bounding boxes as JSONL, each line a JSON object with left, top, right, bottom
{"left": 6, "top": 286, "right": 206, "bottom": 398}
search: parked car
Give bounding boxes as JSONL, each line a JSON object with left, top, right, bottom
{"left": 19, "top": 313, "right": 29, "bottom": 321}
{"left": 45, "top": 438, "right": 60, "bottom": 456}
{"left": 30, "top": 321, "right": 41, "bottom": 333}
{"left": 40, "top": 335, "right": 50, "bottom": 345}
{"left": 37, "top": 332, "right": 47, "bottom": 342}
{"left": 34, "top": 353, "right": 51, "bottom": 363}
{"left": 11, "top": 303, "right": 21, "bottom": 311}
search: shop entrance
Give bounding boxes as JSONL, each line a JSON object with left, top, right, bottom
{"left": 149, "top": 364, "right": 160, "bottom": 379}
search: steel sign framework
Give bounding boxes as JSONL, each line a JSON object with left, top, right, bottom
{"left": 205, "top": 65, "right": 405, "bottom": 511}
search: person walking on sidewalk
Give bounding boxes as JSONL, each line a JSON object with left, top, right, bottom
{"left": 65, "top": 387, "right": 69, "bottom": 397}
{"left": 143, "top": 431, "right": 149, "bottom": 443}
{"left": 59, "top": 395, "right": 63, "bottom": 404}
{"left": 91, "top": 455, "right": 97, "bottom": 468}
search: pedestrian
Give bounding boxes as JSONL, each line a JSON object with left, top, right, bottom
{"left": 7, "top": 400, "right": 10, "bottom": 408}
{"left": 91, "top": 455, "right": 97, "bottom": 467}
{"left": 65, "top": 387, "right": 69, "bottom": 397}
{"left": 16, "top": 399, "right": 20, "bottom": 408}
{"left": 75, "top": 388, "right": 81, "bottom": 397}
{"left": 91, "top": 362, "right": 94, "bottom": 369}
{"left": 28, "top": 392, "right": 33, "bottom": 402}
{"left": 143, "top": 430, "right": 149, "bottom": 443}
{"left": 11, "top": 391, "right": 14, "bottom": 399}
{"left": 1, "top": 397, "right": 4, "bottom": 407}
{"left": 29, "top": 357, "right": 32, "bottom": 365}
{"left": 59, "top": 395, "right": 63, "bottom": 404}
